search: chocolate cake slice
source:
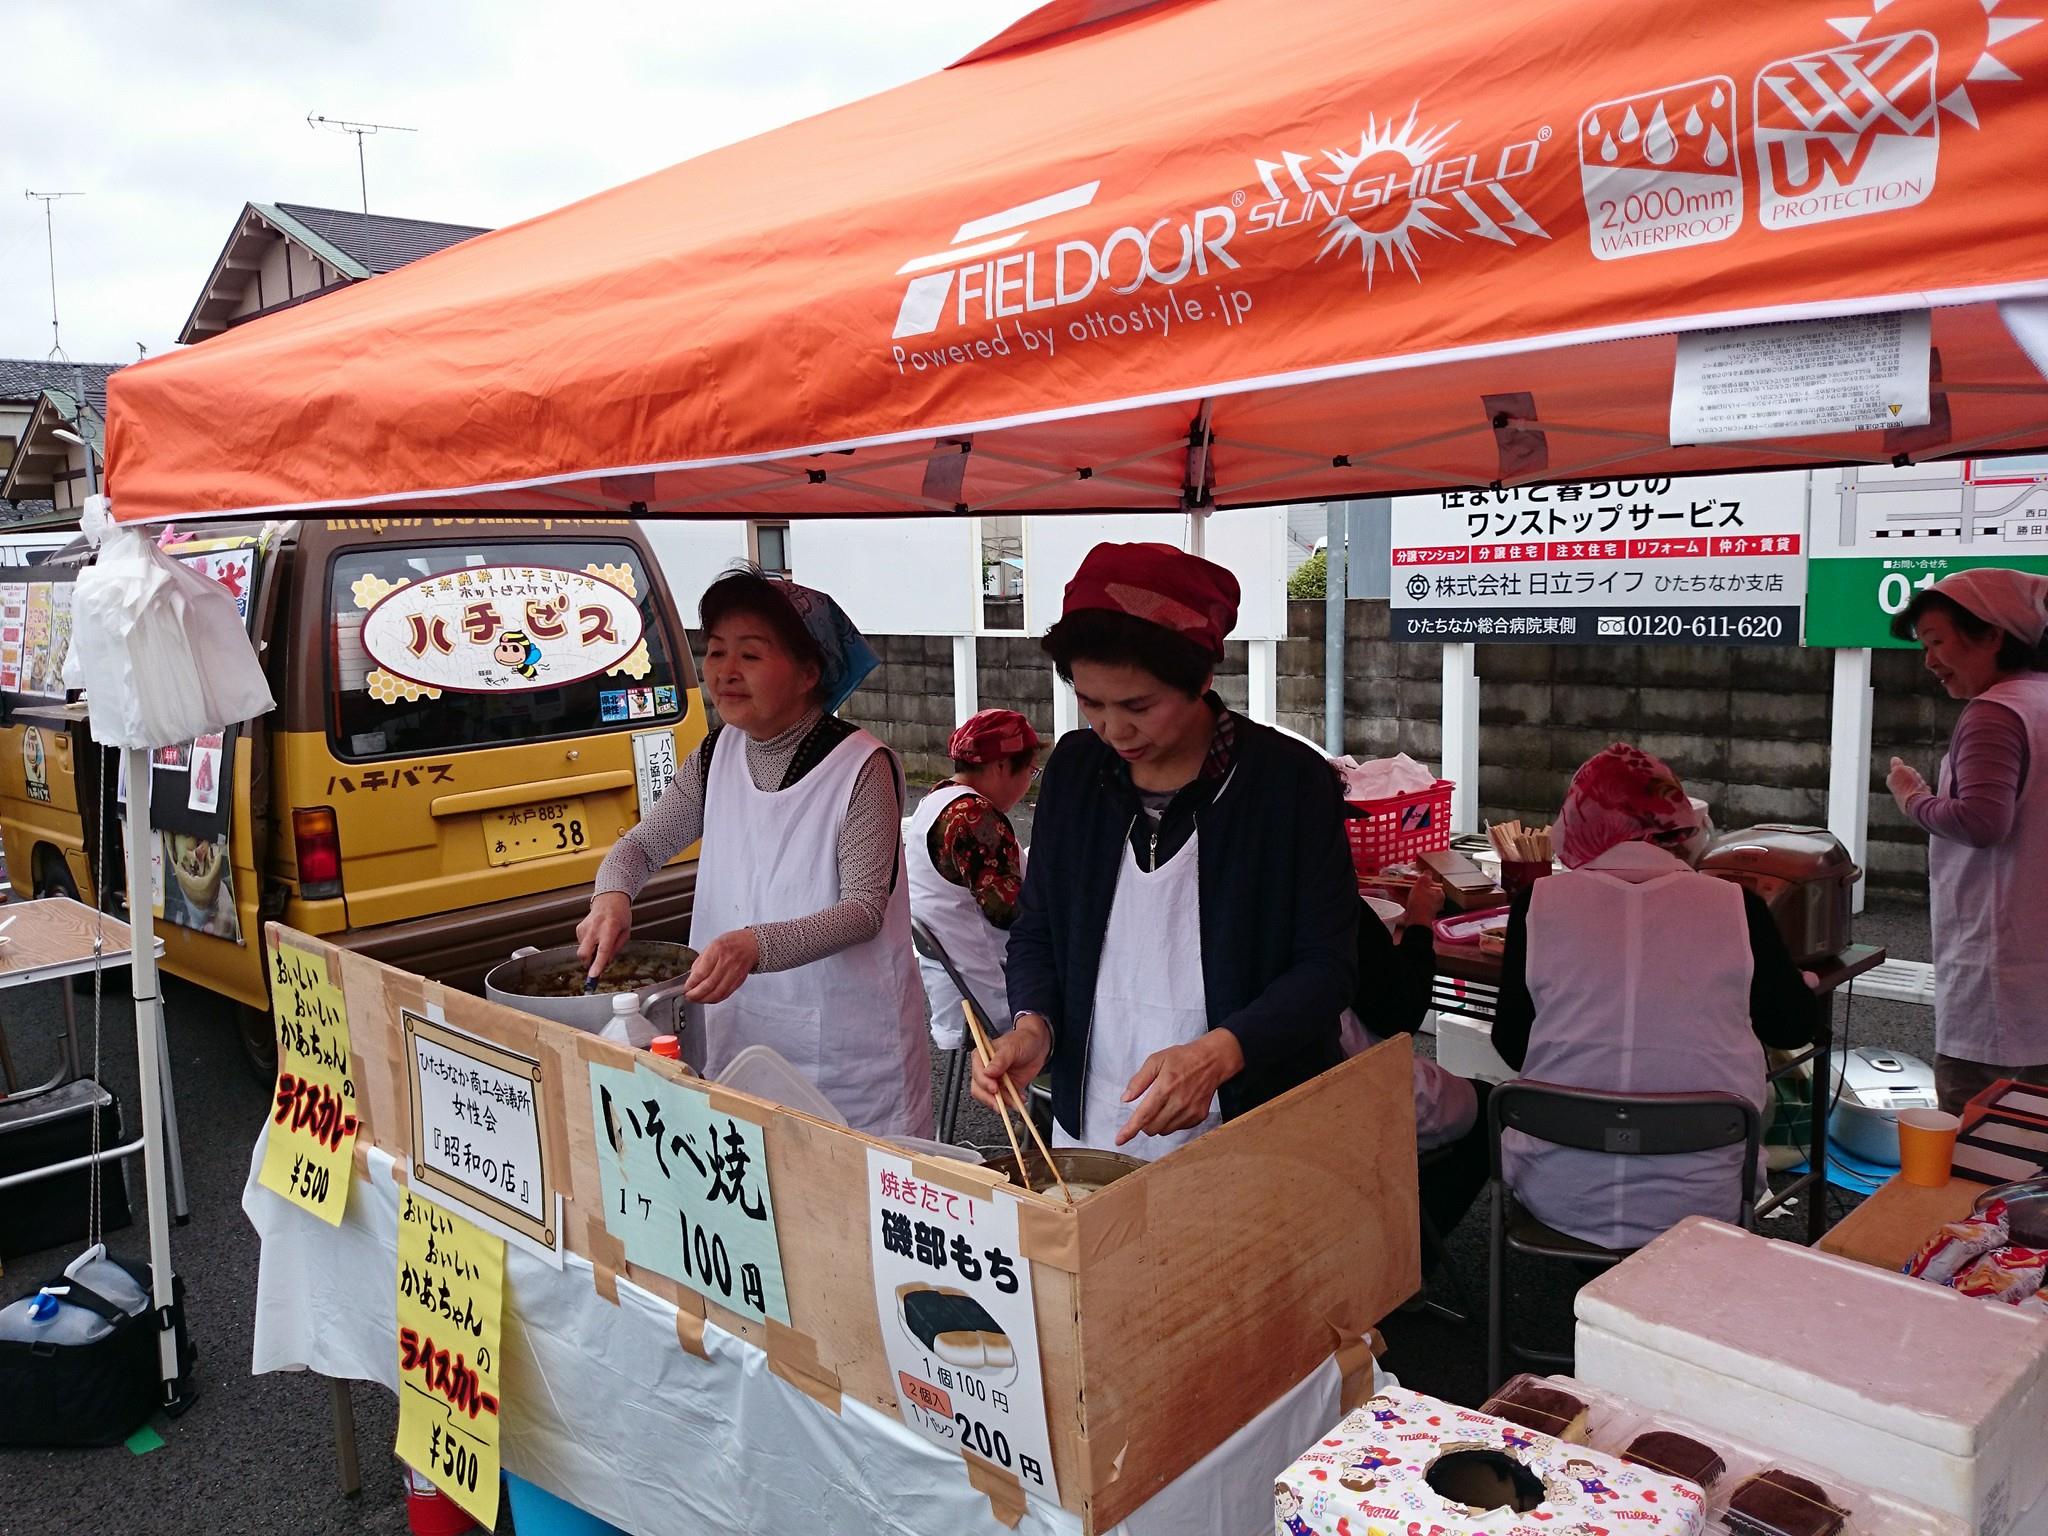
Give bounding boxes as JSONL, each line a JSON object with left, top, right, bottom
{"left": 1725, "top": 1469, "right": 1847, "bottom": 1536}
{"left": 1621, "top": 1429, "right": 1725, "bottom": 1490}
{"left": 1476, "top": 1380, "right": 1589, "bottom": 1443}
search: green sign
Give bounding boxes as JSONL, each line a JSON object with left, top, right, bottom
{"left": 1805, "top": 552, "right": 2048, "bottom": 649}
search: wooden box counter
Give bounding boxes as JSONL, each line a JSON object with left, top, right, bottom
{"left": 284, "top": 924, "right": 1420, "bottom": 1531}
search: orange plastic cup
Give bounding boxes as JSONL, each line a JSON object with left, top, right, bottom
{"left": 1896, "top": 1108, "right": 1961, "bottom": 1188}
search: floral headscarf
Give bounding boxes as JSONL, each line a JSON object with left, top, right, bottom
{"left": 1555, "top": 743, "right": 1704, "bottom": 869}
{"left": 776, "top": 579, "right": 880, "bottom": 714}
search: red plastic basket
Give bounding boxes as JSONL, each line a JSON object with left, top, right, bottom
{"left": 1345, "top": 779, "right": 1455, "bottom": 881}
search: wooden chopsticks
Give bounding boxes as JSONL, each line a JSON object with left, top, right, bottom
{"left": 1487, "top": 818, "right": 1553, "bottom": 864}
{"left": 962, "top": 1000, "right": 1072, "bottom": 1203}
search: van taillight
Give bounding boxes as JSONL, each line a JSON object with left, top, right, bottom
{"left": 294, "top": 808, "right": 343, "bottom": 899}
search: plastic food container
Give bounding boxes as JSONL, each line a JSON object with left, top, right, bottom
{"left": 714, "top": 1044, "right": 846, "bottom": 1126}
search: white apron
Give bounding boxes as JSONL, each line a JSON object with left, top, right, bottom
{"left": 1930, "top": 675, "right": 2048, "bottom": 1067}
{"left": 904, "top": 784, "right": 1014, "bottom": 1052}
{"left": 1504, "top": 844, "right": 1762, "bottom": 1251}
{"left": 691, "top": 726, "right": 932, "bottom": 1139}
{"left": 1055, "top": 828, "right": 1219, "bottom": 1160}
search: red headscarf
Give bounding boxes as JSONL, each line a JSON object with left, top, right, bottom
{"left": 1555, "top": 743, "right": 1704, "bottom": 869}
{"left": 947, "top": 708, "right": 1042, "bottom": 765}
{"left": 1061, "top": 542, "right": 1240, "bottom": 658}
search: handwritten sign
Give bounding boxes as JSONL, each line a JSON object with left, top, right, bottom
{"left": 404, "top": 1010, "right": 560, "bottom": 1261}
{"left": 866, "top": 1149, "right": 1059, "bottom": 1503}
{"left": 592, "top": 1060, "right": 790, "bottom": 1324}
{"left": 396, "top": 1189, "right": 505, "bottom": 1532}
{"left": 257, "top": 938, "right": 359, "bottom": 1225}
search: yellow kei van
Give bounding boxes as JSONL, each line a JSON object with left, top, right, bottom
{"left": 0, "top": 517, "right": 705, "bottom": 1070}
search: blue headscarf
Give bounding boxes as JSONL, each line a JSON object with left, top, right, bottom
{"left": 777, "top": 579, "right": 879, "bottom": 714}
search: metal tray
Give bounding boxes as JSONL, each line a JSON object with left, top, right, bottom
{"left": 1972, "top": 1178, "right": 2048, "bottom": 1247}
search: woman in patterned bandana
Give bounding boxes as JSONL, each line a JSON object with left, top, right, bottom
{"left": 579, "top": 567, "right": 929, "bottom": 1137}
{"left": 1490, "top": 743, "right": 1816, "bottom": 1249}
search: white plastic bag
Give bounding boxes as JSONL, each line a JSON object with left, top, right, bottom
{"left": 64, "top": 527, "right": 274, "bottom": 749}
{"left": 1330, "top": 752, "right": 1438, "bottom": 802}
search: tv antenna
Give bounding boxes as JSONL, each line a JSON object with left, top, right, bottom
{"left": 24, "top": 189, "right": 83, "bottom": 358}
{"left": 306, "top": 113, "right": 416, "bottom": 217}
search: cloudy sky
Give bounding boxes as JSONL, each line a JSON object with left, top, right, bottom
{"left": 1, "top": 0, "right": 1036, "bottom": 364}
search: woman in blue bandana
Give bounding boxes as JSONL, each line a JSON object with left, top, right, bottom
{"left": 580, "top": 567, "right": 930, "bottom": 1136}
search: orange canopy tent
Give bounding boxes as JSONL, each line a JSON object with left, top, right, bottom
{"left": 106, "top": 0, "right": 2048, "bottom": 524}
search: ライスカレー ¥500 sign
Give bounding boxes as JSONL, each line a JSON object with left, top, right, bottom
{"left": 362, "top": 565, "right": 643, "bottom": 694}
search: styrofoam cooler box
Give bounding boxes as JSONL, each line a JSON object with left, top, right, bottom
{"left": 1572, "top": 1217, "right": 2048, "bottom": 1535}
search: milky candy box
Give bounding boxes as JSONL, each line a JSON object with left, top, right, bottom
{"left": 1276, "top": 1387, "right": 1706, "bottom": 1536}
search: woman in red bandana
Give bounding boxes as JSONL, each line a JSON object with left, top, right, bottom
{"left": 971, "top": 542, "right": 1356, "bottom": 1158}
{"left": 1490, "top": 743, "right": 1816, "bottom": 1250}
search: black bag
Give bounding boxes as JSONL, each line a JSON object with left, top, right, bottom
{"left": 0, "top": 1255, "right": 170, "bottom": 1448}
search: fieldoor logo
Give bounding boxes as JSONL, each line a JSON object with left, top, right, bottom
{"left": 1754, "top": 31, "right": 1940, "bottom": 228}
{"left": 1247, "top": 105, "right": 1549, "bottom": 287}
{"left": 891, "top": 182, "right": 1101, "bottom": 339}
{"left": 1578, "top": 76, "right": 1743, "bottom": 259}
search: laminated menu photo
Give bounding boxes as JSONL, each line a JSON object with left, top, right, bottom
{"left": 1276, "top": 1386, "right": 1706, "bottom": 1535}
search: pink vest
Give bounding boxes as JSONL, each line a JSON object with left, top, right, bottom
{"left": 1930, "top": 675, "right": 2048, "bottom": 1066}
{"left": 1504, "top": 844, "right": 1762, "bottom": 1251}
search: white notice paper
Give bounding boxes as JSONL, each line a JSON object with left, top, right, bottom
{"left": 1671, "top": 310, "right": 1930, "bottom": 444}
{"left": 632, "top": 728, "right": 679, "bottom": 823}
{"left": 865, "top": 1148, "right": 1059, "bottom": 1506}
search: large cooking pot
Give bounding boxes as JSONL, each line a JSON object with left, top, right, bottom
{"left": 484, "top": 941, "right": 698, "bottom": 1037}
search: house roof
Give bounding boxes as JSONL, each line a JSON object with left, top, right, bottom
{"left": 1, "top": 388, "right": 103, "bottom": 502}
{"left": 0, "top": 359, "right": 119, "bottom": 411}
{"left": 179, "top": 201, "right": 489, "bottom": 344}
{"left": 270, "top": 202, "right": 487, "bottom": 276}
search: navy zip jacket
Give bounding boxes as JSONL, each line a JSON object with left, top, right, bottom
{"left": 1004, "top": 714, "right": 1357, "bottom": 1140}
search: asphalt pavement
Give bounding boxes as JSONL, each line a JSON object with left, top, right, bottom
{"left": 0, "top": 895, "right": 1940, "bottom": 1534}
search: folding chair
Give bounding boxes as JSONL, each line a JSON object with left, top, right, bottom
{"left": 1485, "top": 1080, "right": 1760, "bottom": 1391}
{"left": 908, "top": 918, "right": 993, "bottom": 1146}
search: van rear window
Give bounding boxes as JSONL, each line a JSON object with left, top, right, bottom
{"left": 328, "top": 541, "right": 686, "bottom": 760}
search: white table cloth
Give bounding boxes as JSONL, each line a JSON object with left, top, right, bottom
{"left": 245, "top": 1130, "right": 1383, "bottom": 1535}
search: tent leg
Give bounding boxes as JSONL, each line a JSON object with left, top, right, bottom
{"left": 1053, "top": 674, "right": 1078, "bottom": 742}
{"left": 123, "top": 746, "right": 182, "bottom": 1400}
{"left": 155, "top": 1007, "right": 190, "bottom": 1222}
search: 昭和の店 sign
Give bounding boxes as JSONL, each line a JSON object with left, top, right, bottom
{"left": 1390, "top": 474, "right": 1808, "bottom": 644}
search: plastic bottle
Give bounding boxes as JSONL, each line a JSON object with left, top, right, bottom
{"left": 598, "top": 991, "right": 657, "bottom": 1049}
{"left": 649, "top": 1034, "right": 681, "bottom": 1060}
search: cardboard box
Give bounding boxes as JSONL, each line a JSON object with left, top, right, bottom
{"left": 283, "top": 924, "right": 1421, "bottom": 1531}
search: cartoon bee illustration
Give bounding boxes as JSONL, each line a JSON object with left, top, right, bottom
{"left": 494, "top": 629, "right": 542, "bottom": 679}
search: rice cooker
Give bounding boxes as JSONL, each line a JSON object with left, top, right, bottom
{"left": 1697, "top": 824, "right": 1859, "bottom": 965}
{"left": 1828, "top": 1046, "right": 1939, "bottom": 1165}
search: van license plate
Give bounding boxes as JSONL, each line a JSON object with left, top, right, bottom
{"left": 485, "top": 798, "right": 590, "bottom": 866}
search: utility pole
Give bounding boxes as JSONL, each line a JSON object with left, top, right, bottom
{"left": 24, "top": 189, "right": 84, "bottom": 357}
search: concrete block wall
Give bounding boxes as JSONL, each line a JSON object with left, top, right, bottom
{"left": 709, "top": 604, "right": 1957, "bottom": 893}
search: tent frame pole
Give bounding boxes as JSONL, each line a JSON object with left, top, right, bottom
{"left": 122, "top": 745, "right": 179, "bottom": 1396}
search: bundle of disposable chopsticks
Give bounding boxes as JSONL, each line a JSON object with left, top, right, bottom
{"left": 1488, "top": 819, "right": 1553, "bottom": 863}
{"left": 962, "top": 1000, "right": 1071, "bottom": 1202}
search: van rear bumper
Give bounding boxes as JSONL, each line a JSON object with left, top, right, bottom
{"left": 332, "top": 861, "right": 698, "bottom": 995}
